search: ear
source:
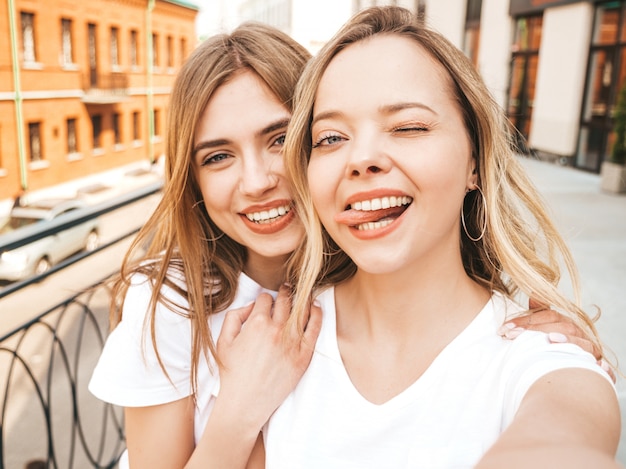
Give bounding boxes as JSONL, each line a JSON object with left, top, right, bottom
{"left": 466, "top": 157, "right": 478, "bottom": 190}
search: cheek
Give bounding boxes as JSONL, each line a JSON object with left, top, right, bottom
{"left": 307, "top": 159, "right": 336, "bottom": 215}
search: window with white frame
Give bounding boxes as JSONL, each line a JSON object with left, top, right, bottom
{"left": 28, "top": 122, "right": 43, "bottom": 162}
{"left": 21, "top": 12, "right": 36, "bottom": 63}
{"left": 111, "top": 27, "right": 120, "bottom": 67}
{"left": 61, "top": 18, "right": 73, "bottom": 66}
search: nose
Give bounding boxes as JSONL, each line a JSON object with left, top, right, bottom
{"left": 239, "top": 151, "right": 279, "bottom": 197}
{"left": 346, "top": 130, "right": 392, "bottom": 178}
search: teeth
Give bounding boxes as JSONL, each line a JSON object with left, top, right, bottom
{"left": 352, "top": 196, "right": 412, "bottom": 211}
{"left": 245, "top": 204, "right": 291, "bottom": 223}
{"left": 356, "top": 219, "right": 394, "bottom": 230}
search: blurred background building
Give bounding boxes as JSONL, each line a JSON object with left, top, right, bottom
{"left": 0, "top": 0, "right": 198, "bottom": 202}
{"left": 2, "top": 0, "right": 626, "bottom": 205}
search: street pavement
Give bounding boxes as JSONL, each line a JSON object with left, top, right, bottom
{"left": 519, "top": 156, "right": 626, "bottom": 464}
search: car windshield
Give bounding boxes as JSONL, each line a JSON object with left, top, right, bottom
{"left": 0, "top": 216, "right": 42, "bottom": 234}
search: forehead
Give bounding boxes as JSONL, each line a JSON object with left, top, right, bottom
{"left": 195, "top": 70, "right": 289, "bottom": 142}
{"left": 315, "top": 34, "right": 454, "bottom": 112}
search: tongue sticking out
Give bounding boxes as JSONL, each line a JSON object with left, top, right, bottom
{"left": 335, "top": 205, "right": 408, "bottom": 225}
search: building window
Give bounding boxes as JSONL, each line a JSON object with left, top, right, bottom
{"left": 130, "top": 30, "right": 138, "bottom": 66}
{"left": 167, "top": 35, "right": 173, "bottom": 68}
{"left": 67, "top": 118, "right": 78, "bottom": 154}
{"left": 152, "top": 33, "right": 159, "bottom": 67}
{"left": 113, "top": 113, "right": 122, "bottom": 145}
{"left": 152, "top": 109, "right": 160, "bottom": 137}
{"left": 61, "top": 18, "right": 73, "bottom": 66}
{"left": 21, "top": 12, "right": 36, "bottom": 63}
{"left": 111, "top": 27, "right": 120, "bottom": 67}
{"left": 88, "top": 23, "right": 98, "bottom": 86}
{"left": 132, "top": 111, "right": 140, "bottom": 141}
{"left": 578, "top": 2, "right": 626, "bottom": 172}
{"left": 463, "top": 0, "right": 482, "bottom": 66}
{"left": 507, "top": 15, "right": 542, "bottom": 149}
{"left": 91, "top": 115, "right": 102, "bottom": 150}
{"left": 180, "top": 37, "right": 186, "bottom": 64}
{"left": 28, "top": 122, "right": 42, "bottom": 162}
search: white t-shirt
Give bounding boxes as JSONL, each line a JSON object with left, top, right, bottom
{"left": 89, "top": 271, "right": 275, "bottom": 468}
{"left": 264, "top": 288, "right": 613, "bottom": 469}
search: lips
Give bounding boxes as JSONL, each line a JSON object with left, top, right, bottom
{"left": 240, "top": 202, "right": 296, "bottom": 234}
{"left": 335, "top": 195, "right": 412, "bottom": 231}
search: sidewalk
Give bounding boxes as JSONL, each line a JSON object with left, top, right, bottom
{"left": 519, "top": 156, "right": 626, "bottom": 464}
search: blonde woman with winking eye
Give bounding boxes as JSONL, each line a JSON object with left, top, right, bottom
{"left": 257, "top": 6, "right": 620, "bottom": 468}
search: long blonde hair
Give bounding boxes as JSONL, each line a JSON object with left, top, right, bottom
{"left": 285, "top": 6, "right": 604, "bottom": 357}
{"left": 110, "top": 23, "right": 311, "bottom": 396}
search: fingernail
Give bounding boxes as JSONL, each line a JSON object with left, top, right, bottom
{"left": 497, "top": 322, "right": 517, "bottom": 336}
{"left": 548, "top": 332, "right": 568, "bottom": 343}
{"left": 599, "top": 359, "right": 611, "bottom": 373}
{"left": 503, "top": 327, "right": 525, "bottom": 340}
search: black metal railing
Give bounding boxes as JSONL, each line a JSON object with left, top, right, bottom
{"left": 0, "top": 181, "right": 162, "bottom": 468}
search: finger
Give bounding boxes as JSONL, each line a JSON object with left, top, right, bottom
{"left": 219, "top": 302, "right": 255, "bottom": 345}
{"left": 528, "top": 296, "right": 549, "bottom": 311}
{"left": 548, "top": 332, "right": 602, "bottom": 360}
{"left": 598, "top": 359, "right": 617, "bottom": 384}
{"left": 272, "top": 284, "right": 292, "bottom": 324}
{"left": 302, "top": 300, "right": 323, "bottom": 347}
{"left": 525, "top": 320, "right": 582, "bottom": 338}
{"left": 248, "top": 292, "right": 274, "bottom": 320}
{"left": 507, "top": 309, "right": 564, "bottom": 328}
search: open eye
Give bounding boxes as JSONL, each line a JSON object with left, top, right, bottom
{"left": 312, "top": 133, "right": 345, "bottom": 148}
{"left": 272, "top": 133, "right": 286, "bottom": 147}
{"left": 201, "top": 152, "right": 231, "bottom": 166}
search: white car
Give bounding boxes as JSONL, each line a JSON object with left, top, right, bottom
{"left": 0, "top": 198, "right": 100, "bottom": 282}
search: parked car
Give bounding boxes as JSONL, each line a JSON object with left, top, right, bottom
{"left": 0, "top": 198, "right": 100, "bottom": 282}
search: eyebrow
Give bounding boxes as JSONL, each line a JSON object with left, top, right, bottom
{"left": 311, "top": 102, "right": 437, "bottom": 128}
{"left": 192, "top": 117, "right": 290, "bottom": 157}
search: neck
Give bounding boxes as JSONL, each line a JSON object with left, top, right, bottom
{"left": 244, "top": 253, "right": 290, "bottom": 291}
{"left": 335, "top": 258, "right": 489, "bottom": 344}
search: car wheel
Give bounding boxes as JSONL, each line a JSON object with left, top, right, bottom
{"left": 34, "top": 257, "right": 51, "bottom": 276}
{"left": 85, "top": 230, "right": 100, "bottom": 251}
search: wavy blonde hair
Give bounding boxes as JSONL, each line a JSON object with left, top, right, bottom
{"left": 109, "top": 23, "right": 311, "bottom": 397}
{"left": 285, "top": 6, "right": 604, "bottom": 357}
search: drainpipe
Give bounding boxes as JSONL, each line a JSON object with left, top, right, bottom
{"left": 146, "top": 0, "right": 155, "bottom": 164}
{"left": 7, "top": 0, "right": 28, "bottom": 190}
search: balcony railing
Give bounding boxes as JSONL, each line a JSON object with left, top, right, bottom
{"left": 82, "top": 73, "right": 129, "bottom": 104}
{"left": 0, "top": 181, "right": 162, "bottom": 468}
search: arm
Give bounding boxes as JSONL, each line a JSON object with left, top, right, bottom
{"left": 476, "top": 368, "right": 621, "bottom": 469}
{"left": 125, "top": 397, "right": 195, "bottom": 468}
{"left": 185, "top": 285, "right": 321, "bottom": 469}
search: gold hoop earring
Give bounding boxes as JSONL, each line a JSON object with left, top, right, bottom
{"left": 461, "top": 185, "right": 487, "bottom": 242}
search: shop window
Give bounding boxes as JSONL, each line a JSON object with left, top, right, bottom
{"left": 21, "top": 12, "right": 36, "bottom": 64}
{"left": 578, "top": 1, "right": 626, "bottom": 171}
{"left": 61, "top": 18, "right": 73, "bottom": 66}
{"left": 67, "top": 118, "right": 78, "bottom": 154}
{"left": 463, "top": 0, "right": 482, "bottom": 66}
{"left": 28, "top": 122, "right": 43, "bottom": 162}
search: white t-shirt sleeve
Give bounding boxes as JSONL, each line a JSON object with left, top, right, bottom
{"left": 89, "top": 274, "right": 196, "bottom": 407}
{"left": 501, "top": 331, "right": 615, "bottom": 426}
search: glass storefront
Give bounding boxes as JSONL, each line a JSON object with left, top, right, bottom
{"left": 507, "top": 15, "right": 543, "bottom": 152}
{"left": 578, "top": 1, "right": 626, "bottom": 171}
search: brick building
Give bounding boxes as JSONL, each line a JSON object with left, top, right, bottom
{"left": 0, "top": 0, "right": 198, "bottom": 201}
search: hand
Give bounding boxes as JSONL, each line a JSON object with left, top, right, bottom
{"left": 498, "top": 298, "right": 616, "bottom": 383}
{"left": 215, "top": 285, "right": 322, "bottom": 431}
